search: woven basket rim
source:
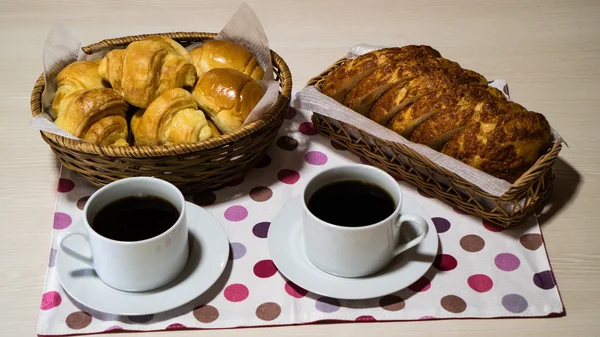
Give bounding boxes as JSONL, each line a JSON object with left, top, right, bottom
{"left": 305, "top": 56, "right": 562, "bottom": 201}
{"left": 30, "top": 31, "right": 292, "bottom": 158}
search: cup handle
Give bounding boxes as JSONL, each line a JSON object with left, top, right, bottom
{"left": 392, "top": 214, "right": 429, "bottom": 257}
{"left": 59, "top": 226, "right": 93, "bottom": 266}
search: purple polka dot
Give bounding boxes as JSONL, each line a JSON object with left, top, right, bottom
{"left": 48, "top": 248, "right": 57, "bottom": 268}
{"left": 432, "top": 217, "right": 451, "bottom": 233}
{"left": 252, "top": 222, "right": 270, "bottom": 238}
{"left": 304, "top": 151, "right": 328, "bottom": 166}
{"left": 315, "top": 297, "right": 340, "bottom": 313}
{"left": 53, "top": 212, "right": 72, "bottom": 229}
{"left": 533, "top": 270, "right": 556, "bottom": 290}
{"left": 57, "top": 178, "right": 75, "bottom": 192}
{"left": 224, "top": 206, "right": 248, "bottom": 222}
{"left": 453, "top": 207, "right": 468, "bottom": 215}
{"left": 105, "top": 326, "right": 123, "bottom": 332}
{"left": 230, "top": 242, "right": 247, "bottom": 260}
{"left": 359, "top": 157, "right": 372, "bottom": 165}
{"left": 502, "top": 294, "right": 528, "bottom": 313}
{"left": 128, "top": 314, "right": 154, "bottom": 323}
{"left": 277, "top": 169, "right": 300, "bottom": 184}
{"left": 494, "top": 253, "right": 520, "bottom": 271}
{"left": 418, "top": 189, "right": 434, "bottom": 198}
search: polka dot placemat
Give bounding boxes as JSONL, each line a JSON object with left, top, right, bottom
{"left": 37, "top": 104, "right": 564, "bottom": 336}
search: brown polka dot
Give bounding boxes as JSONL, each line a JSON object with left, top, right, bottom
{"left": 254, "top": 155, "right": 272, "bottom": 169}
{"left": 276, "top": 136, "right": 298, "bottom": 151}
{"left": 440, "top": 295, "right": 467, "bottom": 313}
{"left": 460, "top": 234, "right": 485, "bottom": 252}
{"left": 193, "top": 305, "right": 219, "bottom": 323}
{"left": 76, "top": 196, "right": 90, "bottom": 210}
{"left": 330, "top": 140, "right": 347, "bottom": 151}
{"left": 192, "top": 191, "right": 216, "bottom": 206}
{"left": 255, "top": 302, "right": 281, "bottom": 321}
{"left": 65, "top": 311, "right": 92, "bottom": 329}
{"left": 379, "top": 295, "right": 405, "bottom": 311}
{"left": 520, "top": 234, "right": 543, "bottom": 251}
{"left": 226, "top": 176, "right": 244, "bottom": 187}
{"left": 249, "top": 186, "right": 273, "bottom": 202}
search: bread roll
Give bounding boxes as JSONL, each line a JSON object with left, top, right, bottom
{"left": 98, "top": 36, "right": 197, "bottom": 108}
{"left": 189, "top": 40, "right": 264, "bottom": 81}
{"left": 54, "top": 88, "right": 130, "bottom": 146}
{"left": 193, "top": 68, "right": 265, "bottom": 134}
{"left": 131, "top": 88, "right": 219, "bottom": 146}
{"left": 52, "top": 60, "right": 108, "bottom": 119}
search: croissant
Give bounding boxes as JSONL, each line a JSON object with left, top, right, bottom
{"left": 320, "top": 46, "right": 552, "bottom": 182}
{"left": 193, "top": 68, "right": 265, "bottom": 134}
{"left": 52, "top": 60, "right": 108, "bottom": 119}
{"left": 98, "top": 36, "right": 197, "bottom": 108}
{"left": 54, "top": 88, "right": 130, "bottom": 146}
{"left": 189, "top": 40, "right": 264, "bottom": 81}
{"left": 131, "top": 88, "right": 220, "bottom": 146}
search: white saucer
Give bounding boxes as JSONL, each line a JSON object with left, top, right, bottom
{"left": 268, "top": 196, "right": 439, "bottom": 300}
{"left": 56, "top": 202, "right": 230, "bottom": 316}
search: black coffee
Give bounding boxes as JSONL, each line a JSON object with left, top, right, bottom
{"left": 91, "top": 196, "right": 179, "bottom": 242}
{"left": 307, "top": 180, "right": 395, "bottom": 227}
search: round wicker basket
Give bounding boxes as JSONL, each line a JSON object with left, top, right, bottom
{"left": 30, "top": 32, "right": 292, "bottom": 195}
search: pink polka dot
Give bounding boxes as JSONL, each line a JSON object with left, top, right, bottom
{"left": 467, "top": 274, "right": 494, "bottom": 292}
{"left": 355, "top": 315, "right": 377, "bottom": 322}
{"left": 253, "top": 260, "right": 278, "bottom": 278}
{"left": 433, "top": 254, "right": 458, "bottom": 271}
{"left": 285, "top": 281, "right": 308, "bottom": 298}
{"left": 495, "top": 253, "right": 520, "bottom": 271}
{"left": 483, "top": 220, "right": 504, "bottom": 232}
{"left": 299, "top": 122, "right": 318, "bottom": 135}
{"left": 408, "top": 276, "right": 431, "bottom": 292}
{"left": 224, "top": 206, "right": 248, "bottom": 222}
{"left": 304, "top": 151, "right": 328, "bottom": 165}
{"left": 224, "top": 284, "right": 249, "bottom": 302}
{"left": 53, "top": 212, "right": 72, "bottom": 230}
{"left": 419, "top": 316, "right": 436, "bottom": 320}
{"left": 57, "top": 178, "right": 75, "bottom": 192}
{"left": 166, "top": 323, "right": 186, "bottom": 330}
{"left": 277, "top": 169, "right": 300, "bottom": 184}
{"left": 41, "top": 291, "right": 62, "bottom": 310}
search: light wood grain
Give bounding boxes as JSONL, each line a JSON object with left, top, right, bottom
{"left": 1, "top": 0, "right": 599, "bottom": 336}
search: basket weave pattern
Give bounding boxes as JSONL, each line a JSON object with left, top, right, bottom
{"left": 31, "top": 32, "right": 292, "bottom": 195}
{"left": 307, "top": 59, "right": 561, "bottom": 228}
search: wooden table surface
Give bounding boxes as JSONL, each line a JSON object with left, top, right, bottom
{"left": 1, "top": 0, "right": 599, "bottom": 336}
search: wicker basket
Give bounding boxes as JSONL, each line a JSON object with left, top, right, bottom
{"left": 307, "top": 58, "right": 561, "bottom": 228}
{"left": 31, "top": 32, "right": 292, "bottom": 195}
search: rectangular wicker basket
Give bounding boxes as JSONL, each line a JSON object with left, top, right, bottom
{"left": 31, "top": 32, "right": 292, "bottom": 195}
{"left": 307, "top": 58, "right": 561, "bottom": 228}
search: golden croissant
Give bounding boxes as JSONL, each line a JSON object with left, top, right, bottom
{"left": 131, "top": 88, "right": 220, "bottom": 146}
{"left": 189, "top": 40, "right": 264, "bottom": 81}
{"left": 193, "top": 68, "right": 265, "bottom": 134}
{"left": 54, "top": 88, "right": 130, "bottom": 146}
{"left": 98, "top": 36, "right": 197, "bottom": 108}
{"left": 319, "top": 46, "right": 552, "bottom": 182}
{"left": 52, "top": 60, "right": 109, "bottom": 119}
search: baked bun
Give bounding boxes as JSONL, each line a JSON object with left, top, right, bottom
{"left": 131, "top": 88, "right": 219, "bottom": 146}
{"left": 193, "top": 68, "right": 265, "bottom": 134}
{"left": 189, "top": 40, "right": 264, "bottom": 81}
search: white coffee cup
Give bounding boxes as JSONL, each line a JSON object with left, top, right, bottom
{"left": 302, "top": 164, "right": 429, "bottom": 278}
{"left": 59, "top": 177, "right": 189, "bottom": 292}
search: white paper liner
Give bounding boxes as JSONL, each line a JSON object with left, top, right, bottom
{"left": 30, "top": 2, "right": 278, "bottom": 141}
{"left": 292, "top": 44, "right": 564, "bottom": 197}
